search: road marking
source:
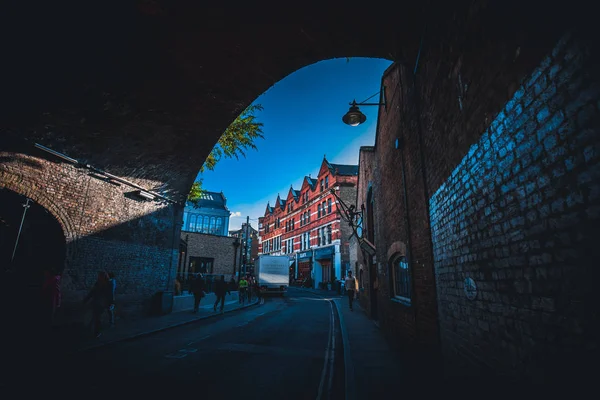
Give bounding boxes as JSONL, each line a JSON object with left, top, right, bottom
{"left": 236, "top": 322, "right": 248, "bottom": 328}
{"left": 197, "top": 335, "right": 211, "bottom": 341}
{"left": 165, "top": 353, "right": 187, "bottom": 359}
{"left": 316, "top": 299, "right": 335, "bottom": 400}
{"left": 179, "top": 348, "right": 198, "bottom": 353}
{"left": 256, "top": 312, "right": 266, "bottom": 316}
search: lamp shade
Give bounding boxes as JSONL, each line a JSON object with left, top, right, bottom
{"left": 342, "top": 100, "right": 367, "bottom": 126}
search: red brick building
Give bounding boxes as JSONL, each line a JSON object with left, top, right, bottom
{"left": 258, "top": 158, "right": 358, "bottom": 289}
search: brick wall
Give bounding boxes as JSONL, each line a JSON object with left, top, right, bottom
{"left": 183, "top": 231, "right": 238, "bottom": 277}
{"left": 356, "top": 147, "right": 376, "bottom": 314}
{"left": 0, "top": 147, "right": 182, "bottom": 318}
{"left": 430, "top": 33, "right": 600, "bottom": 378}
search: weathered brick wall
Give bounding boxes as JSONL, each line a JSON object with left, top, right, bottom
{"left": 373, "top": 64, "right": 430, "bottom": 351}
{"left": 355, "top": 147, "right": 376, "bottom": 314}
{"left": 430, "top": 32, "right": 600, "bottom": 378}
{"left": 367, "top": 2, "right": 593, "bottom": 379}
{"left": 0, "top": 148, "right": 181, "bottom": 318}
{"left": 183, "top": 232, "right": 237, "bottom": 277}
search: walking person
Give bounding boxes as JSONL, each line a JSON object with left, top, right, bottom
{"left": 83, "top": 271, "right": 111, "bottom": 338}
{"left": 246, "top": 275, "right": 253, "bottom": 302}
{"left": 344, "top": 270, "right": 358, "bottom": 311}
{"left": 107, "top": 272, "right": 117, "bottom": 327}
{"left": 238, "top": 275, "right": 248, "bottom": 305}
{"left": 213, "top": 276, "right": 230, "bottom": 313}
{"left": 192, "top": 273, "right": 206, "bottom": 313}
{"left": 41, "top": 267, "right": 62, "bottom": 331}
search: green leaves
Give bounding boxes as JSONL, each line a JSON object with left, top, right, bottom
{"left": 202, "top": 104, "right": 264, "bottom": 173}
{"left": 187, "top": 104, "right": 264, "bottom": 206}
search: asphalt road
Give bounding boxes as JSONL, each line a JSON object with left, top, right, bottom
{"left": 9, "top": 289, "right": 345, "bottom": 399}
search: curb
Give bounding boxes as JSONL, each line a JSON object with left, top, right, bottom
{"left": 296, "top": 288, "right": 355, "bottom": 400}
{"left": 77, "top": 297, "right": 264, "bottom": 352}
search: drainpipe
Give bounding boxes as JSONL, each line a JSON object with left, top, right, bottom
{"left": 411, "top": 25, "right": 443, "bottom": 361}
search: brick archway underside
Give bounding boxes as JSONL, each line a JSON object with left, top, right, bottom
{"left": 1, "top": 1, "right": 569, "bottom": 199}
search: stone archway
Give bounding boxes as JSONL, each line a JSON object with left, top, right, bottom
{"left": 0, "top": 188, "right": 67, "bottom": 335}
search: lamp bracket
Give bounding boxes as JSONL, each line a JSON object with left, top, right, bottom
{"left": 330, "top": 188, "right": 363, "bottom": 240}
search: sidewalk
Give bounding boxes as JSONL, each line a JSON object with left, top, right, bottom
{"left": 295, "top": 287, "right": 405, "bottom": 399}
{"left": 72, "top": 292, "right": 261, "bottom": 352}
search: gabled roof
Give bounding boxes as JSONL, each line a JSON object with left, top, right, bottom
{"left": 302, "top": 175, "right": 318, "bottom": 190}
{"left": 275, "top": 194, "right": 286, "bottom": 210}
{"left": 286, "top": 186, "right": 300, "bottom": 204}
{"left": 264, "top": 202, "right": 274, "bottom": 215}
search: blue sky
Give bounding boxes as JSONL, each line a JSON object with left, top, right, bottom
{"left": 199, "top": 57, "right": 393, "bottom": 230}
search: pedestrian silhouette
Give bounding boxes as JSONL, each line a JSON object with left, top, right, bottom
{"left": 344, "top": 270, "right": 358, "bottom": 311}
{"left": 191, "top": 273, "right": 206, "bottom": 313}
{"left": 83, "top": 271, "right": 111, "bottom": 337}
{"left": 213, "top": 275, "right": 230, "bottom": 313}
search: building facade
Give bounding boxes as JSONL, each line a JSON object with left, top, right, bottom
{"left": 178, "top": 191, "right": 235, "bottom": 279}
{"left": 258, "top": 158, "right": 358, "bottom": 289}
{"left": 229, "top": 222, "right": 259, "bottom": 275}
{"left": 182, "top": 191, "right": 231, "bottom": 236}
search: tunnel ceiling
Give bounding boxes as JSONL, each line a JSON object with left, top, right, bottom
{"left": 1, "top": 1, "right": 569, "bottom": 198}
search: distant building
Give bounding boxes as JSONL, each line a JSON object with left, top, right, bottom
{"left": 258, "top": 157, "right": 358, "bottom": 289}
{"left": 182, "top": 191, "right": 231, "bottom": 236}
{"left": 230, "top": 222, "right": 259, "bottom": 275}
{"left": 178, "top": 191, "right": 237, "bottom": 281}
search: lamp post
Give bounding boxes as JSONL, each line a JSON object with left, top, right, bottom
{"left": 342, "top": 88, "right": 387, "bottom": 127}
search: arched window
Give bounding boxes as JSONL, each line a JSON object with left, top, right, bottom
{"left": 391, "top": 255, "right": 411, "bottom": 302}
{"left": 215, "top": 217, "right": 223, "bottom": 235}
{"left": 194, "top": 215, "right": 202, "bottom": 232}
{"left": 203, "top": 216, "right": 209, "bottom": 233}
{"left": 188, "top": 214, "right": 195, "bottom": 231}
{"left": 209, "top": 217, "right": 216, "bottom": 233}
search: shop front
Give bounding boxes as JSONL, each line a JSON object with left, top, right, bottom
{"left": 297, "top": 250, "right": 313, "bottom": 286}
{"left": 314, "top": 246, "right": 335, "bottom": 289}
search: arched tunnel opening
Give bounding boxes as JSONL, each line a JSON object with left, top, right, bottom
{"left": 0, "top": 1, "right": 598, "bottom": 394}
{"left": 0, "top": 188, "right": 66, "bottom": 336}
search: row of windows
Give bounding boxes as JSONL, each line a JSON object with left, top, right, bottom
{"left": 265, "top": 196, "right": 335, "bottom": 235}
{"left": 262, "top": 224, "right": 333, "bottom": 254}
{"left": 263, "top": 235, "right": 282, "bottom": 253}
{"left": 183, "top": 213, "right": 225, "bottom": 235}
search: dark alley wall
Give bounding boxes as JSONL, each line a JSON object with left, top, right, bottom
{"left": 368, "top": 19, "right": 599, "bottom": 379}
{"left": 430, "top": 32, "right": 600, "bottom": 377}
{"left": 0, "top": 149, "right": 181, "bottom": 318}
